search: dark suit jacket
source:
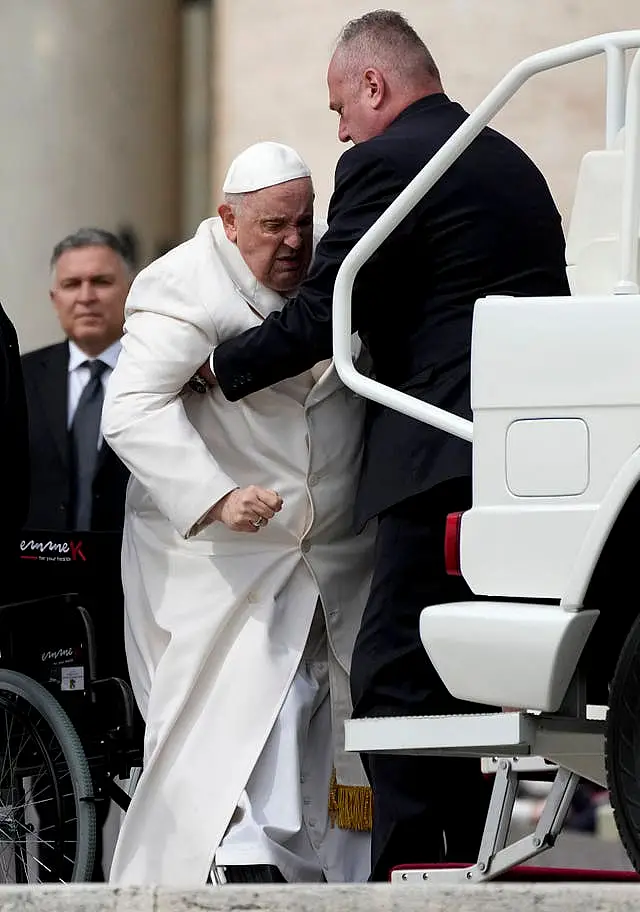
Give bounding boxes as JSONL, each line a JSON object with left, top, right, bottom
{"left": 1, "top": 304, "right": 30, "bottom": 538}
{"left": 213, "top": 93, "right": 570, "bottom": 526}
{"left": 21, "top": 341, "right": 129, "bottom": 532}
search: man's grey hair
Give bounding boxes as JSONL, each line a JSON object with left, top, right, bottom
{"left": 335, "top": 9, "right": 441, "bottom": 84}
{"left": 50, "top": 227, "right": 134, "bottom": 275}
{"left": 223, "top": 192, "right": 246, "bottom": 212}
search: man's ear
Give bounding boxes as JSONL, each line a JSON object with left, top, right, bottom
{"left": 364, "top": 67, "right": 385, "bottom": 109}
{"left": 49, "top": 288, "right": 61, "bottom": 315}
{"left": 218, "top": 203, "right": 238, "bottom": 243}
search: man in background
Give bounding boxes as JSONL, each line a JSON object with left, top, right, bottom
{"left": 20, "top": 228, "right": 134, "bottom": 881}
{"left": 22, "top": 227, "right": 131, "bottom": 533}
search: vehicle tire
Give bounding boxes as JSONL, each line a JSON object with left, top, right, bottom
{"left": 0, "top": 669, "right": 96, "bottom": 882}
{"left": 605, "top": 612, "right": 640, "bottom": 874}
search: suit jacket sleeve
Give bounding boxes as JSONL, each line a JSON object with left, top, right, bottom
{"left": 0, "top": 304, "right": 30, "bottom": 532}
{"left": 212, "top": 146, "right": 404, "bottom": 401}
{"left": 102, "top": 267, "right": 239, "bottom": 538}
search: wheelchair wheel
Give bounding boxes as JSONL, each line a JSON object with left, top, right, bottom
{"left": 605, "top": 612, "right": 640, "bottom": 873}
{"left": 0, "top": 669, "right": 96, "bottom": 882}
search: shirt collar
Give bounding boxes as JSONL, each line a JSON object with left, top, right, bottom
{"left": 389, "top": 92, "right": 451, "bottom": 127}
{"left": 67, "top": 338, "right": 122, "bottom": 373}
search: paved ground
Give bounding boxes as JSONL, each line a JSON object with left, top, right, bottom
{"left": 2, "top": 884, "right": 640, "bottom": 912}
{"left": 511, "top": 822, "right": 634, "bottom": 872}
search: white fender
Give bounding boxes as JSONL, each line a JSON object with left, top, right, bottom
{"left": 561, "top": 445, "right": 640, "bottom": 608}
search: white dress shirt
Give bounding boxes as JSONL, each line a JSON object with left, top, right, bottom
{"left": 67, "top": 339, "right": 122, "bottom": 443}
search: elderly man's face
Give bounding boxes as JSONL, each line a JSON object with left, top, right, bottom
{"left": 219, "top": 177, "right": 314, "bottom": 293}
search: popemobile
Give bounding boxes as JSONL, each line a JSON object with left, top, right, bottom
{"left": 338, "top": 29, "right": 640, "bottom": 884}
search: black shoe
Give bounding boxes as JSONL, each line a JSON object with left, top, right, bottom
{"left": 221, "top": 864, "right": 287, "bottom": 883}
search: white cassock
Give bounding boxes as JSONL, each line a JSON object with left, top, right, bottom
{"left": 102, "top": 216, "right": 376, "bottom": 886}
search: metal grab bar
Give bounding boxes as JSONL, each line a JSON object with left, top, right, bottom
{"left": 332, "top": 30, "right": 640, "bottom": 441}
{"left": 617, "top": 47, "right": 640, "bottom": 294}
{"left": 605, "top": 44, "right": 627, "bottom": 148}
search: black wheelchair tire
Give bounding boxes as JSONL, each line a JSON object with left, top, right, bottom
{"left": 605, "top": 612, "right": 640, "bottom": 874}
{"left": 0, "top": 668, "right": 97, "bottom": 882}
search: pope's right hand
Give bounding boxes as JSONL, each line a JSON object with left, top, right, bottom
{"left": 211, "top": 486, "right": 283, "bottom": 533}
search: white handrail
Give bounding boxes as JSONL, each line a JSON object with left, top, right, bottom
{"left": 616, "top": 47, "right": 640, "bottom": 294}
{"left": 332, "top": 30, "right": 640, "bottom": 441}
{"left": 605, "top": 43, "right": 627, "bottom": 148}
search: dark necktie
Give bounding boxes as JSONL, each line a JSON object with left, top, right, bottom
{"left": 71, "top": 359, "right": 107, "bottom": 530}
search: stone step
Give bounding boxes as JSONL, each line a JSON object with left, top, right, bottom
{"left": 0, "top": 884, "right": 639, "bottom": 912}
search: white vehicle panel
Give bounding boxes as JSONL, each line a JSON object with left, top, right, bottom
{"left": 462, "top": 293, "right": 640, "bottom": 598}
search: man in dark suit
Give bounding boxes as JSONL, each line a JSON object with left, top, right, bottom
{"left": 206, "top": 11, "right": 571, "bottom": 879}
{"left": 20, "top": 228, "right": 133, "bottom": 882}
{"left": 22, "top": 228, "right": 132, "bottom": 532}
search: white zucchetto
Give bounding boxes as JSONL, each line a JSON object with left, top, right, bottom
{"left": 222, "top": 142, "right": 311, "bottom": 194}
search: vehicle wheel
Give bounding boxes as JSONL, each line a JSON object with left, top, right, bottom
{"left": 0, "top": 669, "right": 96, "bottom": 882}
{"left": 605, "top": 612, "right": 640, "bottom": 873}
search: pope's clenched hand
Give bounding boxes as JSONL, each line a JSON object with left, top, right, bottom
{"left": 211, "top": 485, "right": 283, "bottom": 533}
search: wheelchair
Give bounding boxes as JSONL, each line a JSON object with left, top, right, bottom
{"left": 0, "top": 530, "right": 143, "bottom": 883}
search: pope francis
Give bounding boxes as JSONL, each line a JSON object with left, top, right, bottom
{"left": 102, "top": 142, "right": 376, "bottom": 886}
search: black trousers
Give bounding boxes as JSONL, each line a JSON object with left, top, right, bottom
{"left": 350, "top": 480, "right": 494, "bottom": 881}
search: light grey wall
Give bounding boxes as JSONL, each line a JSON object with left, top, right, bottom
{"left": 0, "top": 0, "right": 181, "bottom": 353}
{"left": 213, "top": 0, "right": 637, "bottom": 221}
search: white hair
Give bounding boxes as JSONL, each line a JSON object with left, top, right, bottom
{"left": 223, "top": 192, "right": 247, "bottom": 212}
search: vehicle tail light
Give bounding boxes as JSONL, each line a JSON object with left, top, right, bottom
{"left": 444, "top": 511, "right": 464, "bottom": 576}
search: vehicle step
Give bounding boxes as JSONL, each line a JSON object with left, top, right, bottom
{"left": 345, "top": 711, "right": 605, "bottom": 759}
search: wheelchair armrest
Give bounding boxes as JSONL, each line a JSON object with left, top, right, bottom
{"left": 92, "top": 675, "right": 136, "bottom": 742}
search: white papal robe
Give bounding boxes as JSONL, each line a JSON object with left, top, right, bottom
{"left": 102, "top": 217, "right": 376, "bottom": 886}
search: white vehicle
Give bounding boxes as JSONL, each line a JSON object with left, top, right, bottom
{"left": 337, "top": 31, "right": 640, "bottom": 884}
